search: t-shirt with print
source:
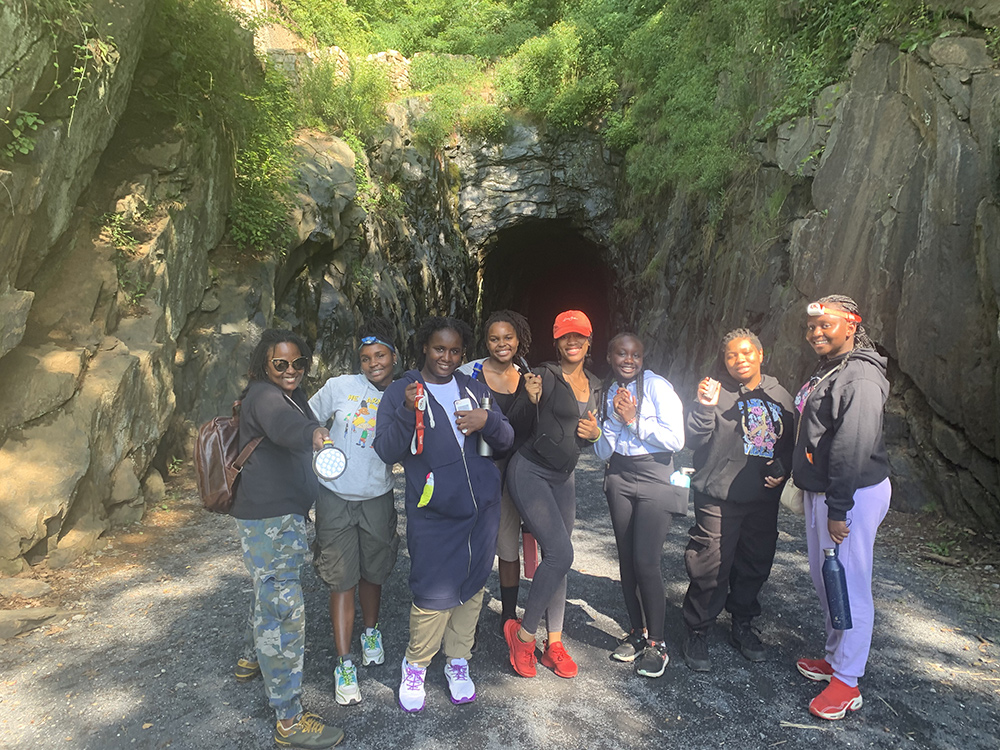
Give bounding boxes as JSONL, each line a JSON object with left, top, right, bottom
{"left": 309, "top": 372, "right": 393, "bottom": 501}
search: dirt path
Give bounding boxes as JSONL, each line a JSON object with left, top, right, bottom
{"left": 1, "top": 455, "right": 998, "bottom": 749}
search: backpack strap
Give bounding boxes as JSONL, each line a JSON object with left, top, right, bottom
{"left": 231, "top": 398, "right": 263, "bottom": 470}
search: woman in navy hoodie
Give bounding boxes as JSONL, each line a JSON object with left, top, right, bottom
{"left": 374, "top": 317, "right": 513, "bottom": 713}
{"left": 792, "top": 295, "right": 891, "bottom": 721}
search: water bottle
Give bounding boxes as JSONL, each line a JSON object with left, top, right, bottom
{"left": 472, "top": 361, "right": 484, "bottom": 380}
{"left": 478, "top": 394, "right": 493, "bottom": 457}
{"left": 822, "top": 547, "right": 853, "bottom": 630}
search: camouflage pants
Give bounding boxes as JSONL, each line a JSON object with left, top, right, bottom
{"left": 236, "top": 514, "right": 308, "bottom": 721}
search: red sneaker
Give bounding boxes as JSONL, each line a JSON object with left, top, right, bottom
{"left": 540, "top": 640, "right": 578, "bottom": 678}
{"left": 503, "top": 618, "right": 537, "bottom": 678}
{"left": 809, "top": 677, "right": 863, "bottom": 720}
{"left": 796, "top": 657, "right": 834, "bottom": 682}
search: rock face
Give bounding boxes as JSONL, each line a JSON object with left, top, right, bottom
{"left": 615, "top": 39, "right": 1000, "bottom": 527}
{"left": 2, "top": 12, "right": 1000, "bottom": 575}
{"left": 0, "top": 2, "right": 234, "bottom": 573}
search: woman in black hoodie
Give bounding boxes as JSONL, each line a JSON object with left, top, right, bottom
{"left": 792, "top": 295, "right": 891, "bottom": 722}
{"left": 681, "top": 329, "right": 795, "bottom": 673}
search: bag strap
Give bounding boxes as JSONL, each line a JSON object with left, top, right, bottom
{"left": 230, "top": 399, "right": 262, "bottom": 470}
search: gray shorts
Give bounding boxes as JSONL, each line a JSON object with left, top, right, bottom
{"left": 312, "top": 488, "right": 400, "bottom": 591}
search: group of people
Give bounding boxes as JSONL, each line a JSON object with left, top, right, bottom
{"left": 226, "top": 294, "right": 891, "bottom": 748}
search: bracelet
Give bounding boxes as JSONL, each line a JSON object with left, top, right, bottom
{"left": 588, "top": 433, "right": 601, "bottom": 443}
{"left": 625, "top": 417, "right": 638, "bottom": 430}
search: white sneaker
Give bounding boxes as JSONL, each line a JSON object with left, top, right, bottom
{"left": 399, "top": 657, "right": 427, "bottom": 712}
{"left": 361, "top": 625, "right": 385, "bottom": 666}
{"left": 334, "top": 658, "right": 361, "bottom": 706}
{"left": 444, "top": 658, "right": 476, "bottom": 704}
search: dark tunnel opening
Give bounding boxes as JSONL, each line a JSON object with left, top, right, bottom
{"left": 479, "top": 220, "right": 615, "bottom": 376}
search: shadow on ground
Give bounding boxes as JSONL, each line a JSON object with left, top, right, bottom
{"left": 0, "top": 455, "right": 998, "bottom": 749}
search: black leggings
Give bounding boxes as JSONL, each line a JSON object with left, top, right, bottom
{"left": 604, "top": 453, "right": 677, "bottom": 642}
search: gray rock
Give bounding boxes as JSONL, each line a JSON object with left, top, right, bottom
{"left": 0, "top": 288, "right": 33, "bottom": 360}
{"left": 0, "top": 608, "right": 74, "bottom": 640}
{"left": 0, "top": 578, "right": 52, "bottom": 599}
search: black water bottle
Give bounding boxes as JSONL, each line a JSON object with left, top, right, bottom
{"left": 822, "top": 547, "right": 853, "bottom": 630}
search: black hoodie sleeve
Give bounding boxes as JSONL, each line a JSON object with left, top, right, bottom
{"left": 686, "top": 401, "right": 717, "bottom": 450}
{"left": 244, "top": 383, "right": 320, "bottom": 450}
{"left": 824, "top": 375, "right": 886, "bottom": 521}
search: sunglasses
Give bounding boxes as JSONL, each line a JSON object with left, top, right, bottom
{"left": 806, "top": 302, "right": 861, "bottom": 323}
{"left": 271, "top": 357, "right": 309, "bottom": 373}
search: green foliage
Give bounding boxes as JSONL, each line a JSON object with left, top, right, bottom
{"left": 299, "top": 56, "right": 392, "bottom": 140}
{"left": 2, "top": 112, "right": 44, "bottom": 158}
{"left": 408, "top": 54, "right": 507, "bottom": 147}
{"left": 138, "top": 0, "right": 298, "bottom": 251}
{"left": 280, "top": 0, "right": 370, "bottom": 53}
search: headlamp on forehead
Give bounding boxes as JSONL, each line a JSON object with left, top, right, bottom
{"left": 806, "top": 302, "right": 862, "bottom": 323}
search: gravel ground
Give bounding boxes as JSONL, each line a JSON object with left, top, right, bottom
{"left": 1, "top": 454, "right": 998, "bottom": 749}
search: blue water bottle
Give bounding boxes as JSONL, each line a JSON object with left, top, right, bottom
{"left": 822, "top": 547, "right": 853, "bottom": 630}
{"left": 472, "top": 361, "right": 484, "bottom": 380}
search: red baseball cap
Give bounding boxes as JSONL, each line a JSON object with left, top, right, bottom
{"left": 553, "top": 310, "right": 593, "bottom": 339}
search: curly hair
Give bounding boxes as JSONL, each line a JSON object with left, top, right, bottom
{"left": 358, "top": 315, "right": 398, "bottom": 352}
{"left": 414, "top": 316, "right": 474, "bottom": 368}
{"left": 600, "top": 332, "right": 645, "bottom": 423}
{"left": 483, "top": 309, "right": 532, "bottom": 360}
{"left": 246, "top": 329, "right": 312, "bottom": 384}
{"left": 720, "top": 328, "right": 762, "bottom": 357}
{"left": 816, "top": 294, "right": 876, "bottom": 350}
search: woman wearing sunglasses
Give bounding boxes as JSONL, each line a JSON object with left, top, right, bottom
{"left": 792, "top": 295, "right": 891, "bottom": 721}
{"left": 308, "top": 317, "right": 400, "bottom": 707}
{"left": 230, "top": 329, "right": 344, "bottom": 749}
{"left": 374, "top": 316, "right": 514, "bottom": 712}
{"left": 459, "top": 310, "right": 542, "bottom": 628}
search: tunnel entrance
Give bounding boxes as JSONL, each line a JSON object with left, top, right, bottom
{"left": 479, "top": 220, "right": 614, "bottom": 375}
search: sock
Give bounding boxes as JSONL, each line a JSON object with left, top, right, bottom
{"left": 500, "top": 585, "right": 519, "bottom": 618}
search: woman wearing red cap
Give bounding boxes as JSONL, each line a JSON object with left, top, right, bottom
{"left": 503, "top": 310, "right": 603, "bottom": 679}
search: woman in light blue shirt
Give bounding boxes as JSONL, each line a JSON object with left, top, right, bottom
{"left": 595, "top": 332, "right": 686, "bottom": 678}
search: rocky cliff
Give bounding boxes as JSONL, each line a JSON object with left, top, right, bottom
{"left": 1, "top": 3, "right": 998, "bottom": 575}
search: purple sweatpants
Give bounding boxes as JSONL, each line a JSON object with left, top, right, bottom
{"left": 804, "top": 478, "right": 891, "bottom": 688}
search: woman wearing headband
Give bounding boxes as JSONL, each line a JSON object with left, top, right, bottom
{"left": 504, "top": 310, "right": 602, "bottom": 680}
{"left": 374, "top": 316, "right": 513, "bottom": 712}
{"left": 595, "top": 332, "right": 686, "bottom": 678}
{"left": 308, "top": 317, "right": 400, "bottom": 706}
{"left": 793, "top": 295, "right": 891, "bottom": 721}
{"left": 230, "top": 329, "right": 343, "bottom": 749}
{"left": 459, "top": 310, "right": 542, "bottom": 628}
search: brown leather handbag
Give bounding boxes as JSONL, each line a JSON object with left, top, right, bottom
{"left": 194, "top": 401, "right": 262, "bottom": 514}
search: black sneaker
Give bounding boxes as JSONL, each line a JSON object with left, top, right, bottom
{"left": 731, "top": 620, "right": 766, "bottom": 662}
{"left": 611, "top": 630, "right": 646, "bottom": 662}
{"left": 683, "top": 629, "right": 711, "bottom": 672}
{"left": 635, "top": 641, "right": 669, "bottom": 678}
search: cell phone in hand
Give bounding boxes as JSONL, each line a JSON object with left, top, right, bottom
{"left": 765, "top": 458, "right": 786, "bottom": 479}
{"left": 454, "top": 397, "right": 474, "bottom": 412}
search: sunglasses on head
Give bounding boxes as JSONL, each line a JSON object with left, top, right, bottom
{"left": 806, "top": 302, "right": 862, "bottom": 323}
{"left": 271, "top": 357, "right": 309, "bottom": 373}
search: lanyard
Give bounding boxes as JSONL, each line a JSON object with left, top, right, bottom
{"left": 411, "top": 382, "right": 432, "bottom": 454}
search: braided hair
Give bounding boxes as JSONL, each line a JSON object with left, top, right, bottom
{"left": 414, "top": 316, "right": 474, "bottom": 369}
{"left": 600, "top": 332, "right": 645, "bottom": 423}
{"left": 483, "top": 309, "right": 532, "bottom": 360}
{"left": 817, "top": 294, "right": 876, "bottom": 350}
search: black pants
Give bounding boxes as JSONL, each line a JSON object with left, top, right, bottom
{"left": 604, "top": 453, "right": 684, "bottom": 643}
{"left": 682, "top": 490, "right": 779, "bottom": 632}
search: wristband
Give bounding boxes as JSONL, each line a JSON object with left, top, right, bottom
{"left": 588, "top": 433, "right": 601, "bottom": 443}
